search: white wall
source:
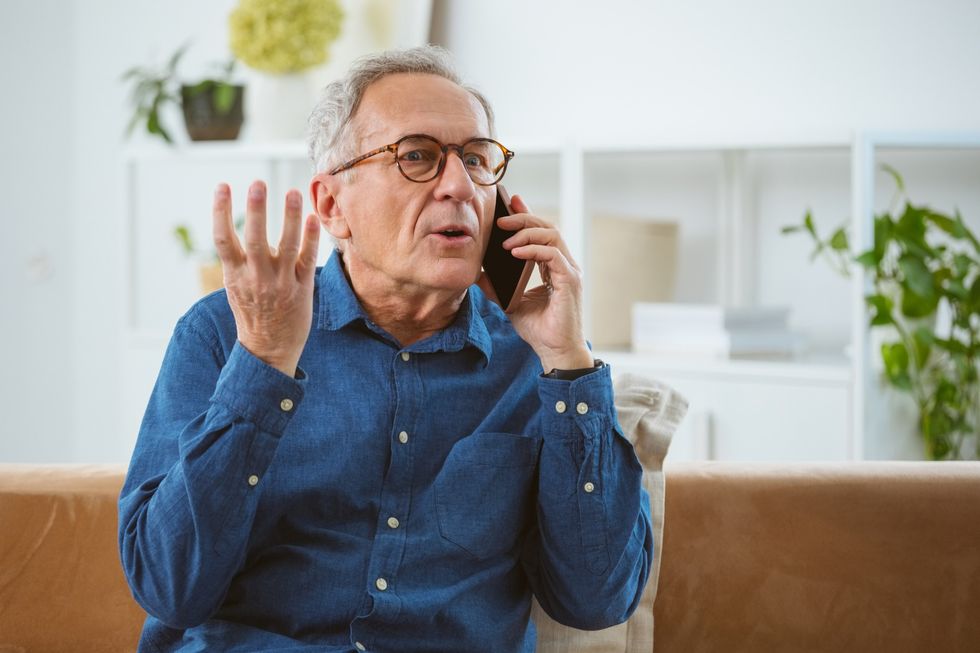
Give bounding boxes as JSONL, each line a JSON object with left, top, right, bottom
{"left": 432, "top": 0, "right": 980, "bottom": 145}
{"left": 0, "top": 1, "right": 76, "bottom": 461}
{"left": 1, "top": 0, "right": 978, "bottom": 462}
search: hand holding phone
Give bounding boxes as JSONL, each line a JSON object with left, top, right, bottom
{"left": 482, "top": 185, "right": 534, "bottom": 313}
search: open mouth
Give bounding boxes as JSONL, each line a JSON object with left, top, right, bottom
{"left": 439, "top": 230, "right": 466, "bottom": 237}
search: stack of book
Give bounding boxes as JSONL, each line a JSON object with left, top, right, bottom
{"left": 630, "top": 303, "right": 805, "bottom": 359}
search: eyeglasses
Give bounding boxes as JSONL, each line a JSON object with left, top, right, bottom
{"left": 328, "top": 133, "right": 515, "bottom": 186}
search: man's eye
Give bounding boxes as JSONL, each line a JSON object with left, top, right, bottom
{"left": 401, "top": 149, "right": 437, "bottom": 163}
{"left": 464, "top": 154, "right": 487, "bottom": 167}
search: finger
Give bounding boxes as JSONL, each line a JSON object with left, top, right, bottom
{"left": 243, "top": 180, "right": 270, "bottom": 257}
{"left": 277, "top": 189, "right": 304, "bottom": 258}
{"left": 503, "top": 226, "right": 561, "bottom": 250}
{"left": 496, "top": 212, "right": 555, "bottom": 231}
{"left": 296, "top": 214, "right": 321, "bottom": 281}
{"left": 510, "top": 194, "right": 532, "bottom": 214}
{"left": 212, "top": 183, "right": 244, "bottom": 266}
{"left": 509, "top": 244, "right": 579, "bottom": 288}
{"left": 503, "top": 225, "right": 578, "bottom": 272}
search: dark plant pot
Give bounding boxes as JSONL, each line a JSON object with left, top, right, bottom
{"left": 180, "top": 84, "right": 245, "bottom": 141}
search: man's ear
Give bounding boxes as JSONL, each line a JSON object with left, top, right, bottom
{"left": 310, "top": 174, "right": 351, "bottom": 241}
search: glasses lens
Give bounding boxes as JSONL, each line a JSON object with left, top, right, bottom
{"left": 463, "top": 139, "right": 507, "bottom": 184}
{"left": 396, "top": 136, "right": 443, "bottom": 181}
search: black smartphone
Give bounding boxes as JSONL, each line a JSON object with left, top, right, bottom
{"left": 482, "top": 185, "right": 534, "bottom": 313}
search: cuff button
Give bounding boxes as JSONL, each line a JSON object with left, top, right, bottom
{"left": 280, "top": 398, "right": 294, "bottom": 412}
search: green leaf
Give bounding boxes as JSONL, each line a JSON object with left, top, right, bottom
{"left": 855, "top": 250, "right": 879, "bottom": 269}
{"left": 900, "top": 287, "right": 939, "bottom": 318}
{"left": 898, "top": 253, "right": 934, "bottom": 298}
{"left": 881, "top": 340, "right": 910, "bottom": 383}
{"left": 213, "top": 84, "right": 235, "bottom": 114}
{"left": 173, "top": 225, "right": 194, "bottom": 254}
{"left": 934, "top": 337, "right": 969, "bottom": 356}
{"left": 946, "top": 280, "right": 968, "bottom": 300}
{"left": 167, "top": 42, "right": 189, "bottom": 75}
{"left": 184, "top": 81, "right": 210, "bottom": 97}
{"left": 911, "top": 327, "right": 933, "bottom": 370}
{"left": 829, "top": 227, "right": 849, "bottom": 252}
{"left": 952, "top": 254, "right": 973, "bottom": 279}
{"left": 804, "top": 210, "right": 817, "bottom": 238}
{"left": 969, "top": 274, "right": 980, "bottom": 308}
{"left": 781, "top": 225, "right": 803, "bottom": 235}
{"left": 956, "top": 209, "right": 980, "bottom": 254}
{"left": 881, "top": 163, "right": 906, "bottom": 193}
{"left": 924, "top": 210, "right": 960, "bottom": 237}
{"left": 873, "top": 213, "right": 893, "bottom": 259}
{"left": 895, "top": 203, "right": 930, "bottom": 251}
{"left": 866, "top": 294, "right": 894, "bottom": 326}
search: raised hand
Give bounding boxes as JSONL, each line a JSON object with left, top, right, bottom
{"left": 212, "top": 180, "right": 321, "bottom": 377}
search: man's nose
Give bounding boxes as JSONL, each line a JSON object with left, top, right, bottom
{"left": 433, "top": 151, "right": 476, "bottom": 201}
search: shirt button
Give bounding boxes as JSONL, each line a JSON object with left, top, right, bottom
{"left": 400, "top": 352, "right": 411, "bottom": 362}
{"left": 354, "top": 643, "right": 366, "bottom": 652}
{"left": 584, "top": 481, "right": 595, "bottom": 493}
{"left": 398, "top": 431, "right": 409, "bottom": 444}
{"left": 375, "top": 577, "right": 388, "bottom": 591}
{"left": 248, "top": 474, "right": 259, "bottom": 487}
{"left": 576, "top": 402, "right": 589, "bottom": 415}
{"left": 555, "top": 401, "right": 567, "bottom": 414}
{"left": 280, "top": 398, "right": 294, "bottom": 412}
{"left": 387, "top": 516, "right": 400, "bottom": 529}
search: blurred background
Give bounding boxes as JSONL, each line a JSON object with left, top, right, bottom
{"left": 2, "top": 0, "right": 979, "bottom": 464}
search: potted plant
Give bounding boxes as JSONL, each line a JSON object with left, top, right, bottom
{"left": 180, "top": 59, "right": 245, "bottom": 141}
{"left": 783, "top": 166, "right": 980, "bottom": 460}
{"left": 122, "top": 45, "right": 244, "bottom": 144}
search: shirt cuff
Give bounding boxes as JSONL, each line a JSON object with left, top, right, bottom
{"left": 210, "top": 341, "right": 307, "bottom": 436}
{"left": 537, "top": 362, "right": 615, "bottom": 439}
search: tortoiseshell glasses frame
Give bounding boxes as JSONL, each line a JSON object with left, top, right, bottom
{"left": 328, "top": 133, "right": 515, "bottom": 186}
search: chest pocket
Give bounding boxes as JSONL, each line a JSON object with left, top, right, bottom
{"left": 434, "top": 432, "right": 543, "bottom": 560}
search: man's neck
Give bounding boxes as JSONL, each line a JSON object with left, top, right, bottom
{"left": 340, "top": 255, "right": 467, "bottom": 348}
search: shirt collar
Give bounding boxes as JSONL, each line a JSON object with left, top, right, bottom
{"left": 317, "top": 251, "right": 493, "bottom": 365}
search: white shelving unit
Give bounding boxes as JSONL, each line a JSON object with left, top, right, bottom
{"left": 119, "top": 132, "right": 980, "bottom": 461}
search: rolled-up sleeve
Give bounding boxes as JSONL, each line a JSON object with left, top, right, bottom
{"left": 118, "top": 316, "right": 306, "bottom": 630}
{"left": 522, "top": 363, "right": 652, "bottom": 630}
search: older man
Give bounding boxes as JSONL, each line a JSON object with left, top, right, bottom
{"left": 119, "top": 46, "right": 651, "bottom": 652}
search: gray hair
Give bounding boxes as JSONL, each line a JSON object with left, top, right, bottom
{"left": 306, "top": 45, "right": 496, "bottom": 176}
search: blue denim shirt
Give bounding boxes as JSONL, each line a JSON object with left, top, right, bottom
{"left": 119, "top": 252, "right": 652, "bottom": 653}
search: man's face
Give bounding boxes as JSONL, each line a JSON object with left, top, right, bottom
{"left": 321, "top": 73, "right": 497, "bottom": 295}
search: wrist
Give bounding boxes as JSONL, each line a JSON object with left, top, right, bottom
{"left": 539, "top": 347, "right": 594, "bottom": 374}
{"left": 237, "top": 338, "right": 300, "bottom": 378}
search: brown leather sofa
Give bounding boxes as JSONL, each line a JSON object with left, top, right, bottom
{"left": 2, "top": 462, "right": 978, "bottom": 652}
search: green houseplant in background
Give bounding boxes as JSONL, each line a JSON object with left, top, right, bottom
{"left": 122, "top": 45, "right": 244, "bottom": 144}
{"left": 783, "top": 166, "right": 980, "bottom": 460}
{"left": 173, "top": 216, "right": 245, "bottom": 295}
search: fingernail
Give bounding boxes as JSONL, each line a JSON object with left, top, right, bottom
{"left": 249, "top": 184, "right": 265, "bottom": 200}
{"left": 214, "top": 184, "right": 228, "bottom": 199}
{"left": 287, "top": 191, "right": 301, "bottom": 209}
